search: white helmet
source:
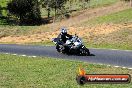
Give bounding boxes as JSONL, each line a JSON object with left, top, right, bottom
{"left": 61, "top": 27, "right": 67, "bottom": 34}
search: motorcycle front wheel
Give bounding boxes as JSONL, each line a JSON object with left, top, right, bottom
{"left": 80, "top": 46, "right": 90, "bottom": 56}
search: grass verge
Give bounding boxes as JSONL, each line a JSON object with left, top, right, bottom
{"left": 0, "top": 54, "right": 132, "bottom": 88}
{"left": 0, "top": 26, "right": 38, "bottom": 37}
{"left": 85, "top": 27, "right": 132, "bottom": 50}
{"left": 83, "top": 8, "right": 132, "bottom": 26}
{"left": 26, "top": 37, "right": 132, "bottom": 50}
{"left": 85, "top": 42, "right": 132, "bottom": 50}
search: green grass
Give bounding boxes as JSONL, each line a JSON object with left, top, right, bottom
{"left": 0, "top": 26, "right": 38, "bottom": 37}
{"left": 0, "top": 54, "right": 132, "bottom": 88}
{"left": 85, "top": 42, "right": 132, "bottom": 50}
{"left": 89, "top": 0, "right": 118, "bottom": 8}
{"left": 84, "top": 8, "right": 132, "bottom": 26}
{"left": 84, "top": 27, "right": 132, "bottom": 50}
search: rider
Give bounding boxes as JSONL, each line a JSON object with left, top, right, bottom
{"left": 58, "top": 27, "right": 72, "bottom": 44}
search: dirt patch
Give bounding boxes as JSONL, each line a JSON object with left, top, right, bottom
{"left": 0, "top": 23, "right": 132, "bottom": 44}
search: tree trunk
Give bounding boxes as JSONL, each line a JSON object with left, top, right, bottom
{"left": 130, "top": 0, "right": 132, "bottom": 7}
{"left": 19, "top": 14, "right": 23, "bottom": 25}
{"left": 47, "top": 8, "right": 50, "bottom": 18}
{"left": 55, "top": 6, "right": 57, "bottom": 21}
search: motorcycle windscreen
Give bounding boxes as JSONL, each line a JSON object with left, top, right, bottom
{"left": 52, "top": 38, "right": 60, "bottom": 42}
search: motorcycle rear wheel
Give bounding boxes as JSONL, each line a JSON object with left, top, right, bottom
{"left": 56, "top": 44, "right": 67, "bottom": 54}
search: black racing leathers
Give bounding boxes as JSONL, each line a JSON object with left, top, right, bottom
{"left": 57, "top": 33, "right": 72, "bottom": 43}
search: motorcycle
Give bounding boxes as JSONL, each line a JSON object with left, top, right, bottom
{"left": 52, "top": 34, "right": 90, "bottom": 56}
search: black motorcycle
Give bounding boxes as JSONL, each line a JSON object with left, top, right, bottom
{"left": 52, "top": 34, "right": 90, "bottom": 56}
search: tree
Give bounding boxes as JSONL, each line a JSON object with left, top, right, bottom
{"left": 77, "top": 0, "right": 90, "bottom": 9}
{"left": 7, "top": 0, "right": 41, "bottom": 25}
{"left": 122, "top": 0, "right": 132, "bottom": 7}
{"left": 41, "top": 0, "right": 52, "bottom": 18}
{"left": 130, "top": 0, "right": 132, "bottom": 7}
{"left": 0, "top": 5, "right": 2, "bottom": 17}
{"left": 53, "top": 0, "right": 67, "bottom": 18}
{"left": 41, "top": 0, "right": 67, "bottom": 19}
{"left": 84, "top": 0, "right": 90, "bottom": 3}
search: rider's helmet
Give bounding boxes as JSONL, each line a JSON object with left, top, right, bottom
{"left": 61, "top": 27, "right": 67, "bottom": 35}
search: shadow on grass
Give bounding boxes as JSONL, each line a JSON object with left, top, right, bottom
{"left": 0, "top": 17, "right": 8, "bottom": 25}
{"left": 0, "top": 15, "right": 71, "bottom": 26}
{"left": 0, "top": 17, "right": 52, "bottom": 26}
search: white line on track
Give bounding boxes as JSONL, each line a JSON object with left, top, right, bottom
{"left": 122, "top": 67, "right": 127, "bottom": 69}
{"left": 128, "top": 68, "right": 132, "bottom": 70}
{"left": 21, "top": 55, "right": 26, "bottom": 57}
{"left": 107, "top": 65, "right": 111, "bottom": 67}
{"left": 2, "top": 52, "right": 132, "bottom": 70}
{"left": 12, "top": 54, "right": 17, "bottom": 55}
{"left": 32, "top": 56, "right": 37, "bottom": 58}
{"left": 114, "top": 66, "right": 120, "bottom": 68}
{"left": 92, "top": 48, "right": 132, "bottom": 52}
{"left": 28, "top": 56, "right": 33, "bottom": 57}
{"left": 99, "top": 64, "right": 103, "bottom": 65}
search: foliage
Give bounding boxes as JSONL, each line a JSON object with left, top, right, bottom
{"left": 41, "top": 0, "right": 68, "bottom": 19}
{"left": 7, "top": 0, "right": 41, "bottom": 25}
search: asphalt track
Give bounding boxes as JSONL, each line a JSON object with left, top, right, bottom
{"left": 0, "top": 44, "right": 132, "bottom": 68}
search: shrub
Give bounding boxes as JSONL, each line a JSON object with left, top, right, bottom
{"left": 7, "top": 0, "right": 41, "bottom": 25}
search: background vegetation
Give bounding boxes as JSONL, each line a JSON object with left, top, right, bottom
{"left": 0, "top": 0, "right": 119, "bottom": 25}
